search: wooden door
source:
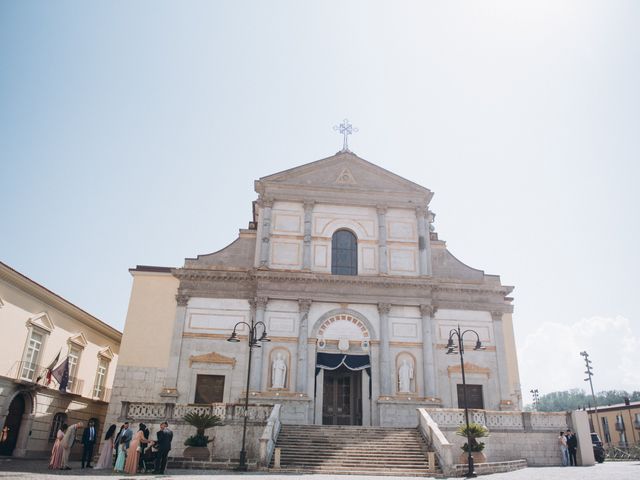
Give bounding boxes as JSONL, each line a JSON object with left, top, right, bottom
{"left": 322, "top": 366, "right": 362, "bottom": 425}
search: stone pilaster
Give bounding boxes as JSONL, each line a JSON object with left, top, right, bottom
{"left": 420, "top": 304, "right": 437, "bottom": 399}
{"left": 249, "top": 297, "right": 268, "bottom": 391}
{"left": 416, "top": 207, "right": 432, "bottom": 275}
{"left": 302, "top": 201, "right": 314, "bottom": 270}
{"left": 296, "top": 299, "right": 312, "bottom": 393}
{"left": 258, "top": 198, "right": 274, "bottom": 268}
{"left": 161, "top": 293, "right": 190, "bottom": 397}
{"left": 377, "top": 206, "right": 388, "bottom": 274}
{"left": 378, "top": 303, "right": 392, "bottom": 395}
{"left": 491, "top": 310, "right": 512, "bottom": 408}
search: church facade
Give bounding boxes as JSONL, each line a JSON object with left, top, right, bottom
{"left": 107, "top": 150, "right": 521, "bottom": 431}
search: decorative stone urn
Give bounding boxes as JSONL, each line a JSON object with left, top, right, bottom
{"left": 183, "top": 445, "right": 211, "bottom": 461}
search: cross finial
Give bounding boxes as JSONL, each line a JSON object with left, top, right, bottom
{"left": 333, "top": 119, "right": 358, "bottom": 152}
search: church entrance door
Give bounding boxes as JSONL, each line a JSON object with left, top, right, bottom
{"left": 0, "top": 395, "right": 25, "bottom": 456}
{"left": 322, "top": 365, "right": 362, "bottom": 425}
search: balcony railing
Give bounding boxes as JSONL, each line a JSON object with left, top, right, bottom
{"left": 6, "top": 361, "right": 84, "bottom": 395}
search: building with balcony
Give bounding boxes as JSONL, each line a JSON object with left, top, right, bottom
{"left": 105, "top": 150, "right": 522, "bottom": 462}
{"left": 0, "top": 261, "right": 121, "bottom": 458}
{"left": 587, "top": 398, "right": 640, "bottom": 447}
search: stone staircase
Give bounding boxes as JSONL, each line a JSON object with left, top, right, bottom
{"left": 269, "top": 424, "right": 440, "bottom": 476}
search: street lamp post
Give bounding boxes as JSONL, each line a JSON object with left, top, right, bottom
{"left": 580, "top": 351, "right": 602, "bottom": 442}
{"left": 446, "top": 325, "right": 485, "bottom": 479}
{"left": 227, "top": 317, "right": 270, "bottom": 471}
{"left": 530, "top": 389, "right": 540, "bottom": 411}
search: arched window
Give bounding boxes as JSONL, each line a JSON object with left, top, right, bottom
{"left": 332, "top": 230, "right": 358, "bottom": 275}
{"left": 49, "top": 412, "right": 67, "bottom": 442}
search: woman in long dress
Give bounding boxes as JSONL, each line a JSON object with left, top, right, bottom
{"left": 124, "top": 423, "right": 151, "bottom": 474}
{"left": 48, "top": 423, "right": 68, "bottom": 469}
{"left": 94, "top": 424, "right": 116, "bottom": 469}
{"left": 114, "top": 437, "right": 127, "bottom": 472}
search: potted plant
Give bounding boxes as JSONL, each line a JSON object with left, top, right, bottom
{"left": 456, "top": 422, "right": 489, "bottom": 464}
{"left": 182, "top": 412, "right": 223, "bottom": 460}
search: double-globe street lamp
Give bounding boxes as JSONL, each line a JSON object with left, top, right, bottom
{"left": 446, "top": 325, "right": 485, "bottom": 479}
{"left": 227, "top": 317, "right": 270, "bottom": 471}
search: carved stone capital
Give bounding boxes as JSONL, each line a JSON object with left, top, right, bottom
{"left": 303, "top": 234, "right": 311, "bottom": 243}
{"left": 376, "top": 205, "right": 388, "bottom": 215}
{"left": 490, "top": 311, "right": 504, "bottom": 322}
{"left": 415, "top": 206, "right": 428, "bottom": 218}
{"left": 419, "top": 304, "right": 436, "bottom": 317}
{"left": 303, "top": 200, "right": 315, "bottom": 213}
{"left": 175, "top": 294, "right": 190, "bottom": 306}
{"left": 257, "top": 196, "right": 274, "bottom": 208}
{"left": 298, "top": 299, "right": 312, "bottom": 314}
{"left": 377, "top": 303, "right": 391, "bottom": 316}
{"left": 255, "top": 296, "right": 269, "bottom": 310}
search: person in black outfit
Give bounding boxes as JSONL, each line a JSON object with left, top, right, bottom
{"left": 138, "top": 423, "right": 150, "bottom": 472}
{"left": 566, "top": 429, "right": 578, "bottom": 466}
{"left": 152, "top": 421, "right": 173, "bottom": 474}
{"left": 81, "top": 420, "right": 97, "bottom": 468}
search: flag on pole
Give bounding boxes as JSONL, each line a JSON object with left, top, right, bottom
{"left": 39, "top": 349, "right": 62, "bottom": 385}
{"left": 51, "top": 357, "right": 70, "bottom": 392}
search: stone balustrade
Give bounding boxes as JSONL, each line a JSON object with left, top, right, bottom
{"left": 120, "top": 402, "right": 273, "bottom": 423}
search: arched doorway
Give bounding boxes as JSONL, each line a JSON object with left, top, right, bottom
{"left": 0, "top": 395, "right": 25, "bottom": 456}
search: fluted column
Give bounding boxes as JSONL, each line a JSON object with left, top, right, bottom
{"left": 302, "top": 201, "right": 314, "bottom": 270}
{"left": 296, "top": 299, "right": 312, "bottom": 393}
{"left": 249, "top": 297, "right": 268, "bottom": 391}
{"left": 161, "top": 293, "right": 190, "bottom": 397}
{"left": 259, "top": 198, "right": 274, "bottom": 268}
{"left": 491, "top": 311, "right": 512, "bottom": 408}
{"left": 378, "top": 303, "right": 392, "bottom": 395}
{"left": 416, "top": 206, "right": 432, "bottom": 275}
{"left": 420, "top": 304, "right": 437, "bottom": 398}
{"left": 377, "top": 206, "right": 388, "bottom": 274}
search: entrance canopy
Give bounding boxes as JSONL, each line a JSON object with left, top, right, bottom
{"left": 315, "top": 352, "right": 371, "bottom": 399}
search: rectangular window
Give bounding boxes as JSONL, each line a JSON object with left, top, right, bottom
{"left": 457, "top": 384, "right": 484, "bottom": 409}
{"left": 92, "top": 358, "right": 109, "bottom": 399}
{"left": 67, "top": 347, "right": 81, "bottom": 393}
{"left": 194, "top": 375, "right": 225, "bottom": 403}
{"left": 20, "top": 330, "right": 44, "bottom": 381}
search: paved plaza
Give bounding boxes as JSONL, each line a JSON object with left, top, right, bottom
{"left": 0, "top": 458, "right": 639, "bottom": 480}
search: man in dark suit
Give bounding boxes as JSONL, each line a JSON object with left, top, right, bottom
{"left": 81, "top": 420, "right": 97, "bottom": 468}
{"left": 153, "top": 421, "right": 173, "bottom": 474}
{"left": 566, "top": 429, "right": 578, "bottom": 466}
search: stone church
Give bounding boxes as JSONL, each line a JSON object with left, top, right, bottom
{"left": 107, "top": 148, "right": 521, "bottom": 433}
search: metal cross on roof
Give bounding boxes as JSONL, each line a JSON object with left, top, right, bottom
{"left": 333, "top": 119, "right": 358, "bottom": 152}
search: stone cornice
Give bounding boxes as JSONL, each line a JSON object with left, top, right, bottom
{"left": 173, "top": 267, "right": 514, "bottom": 314}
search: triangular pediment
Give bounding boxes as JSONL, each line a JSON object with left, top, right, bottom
{"left": 97, "top": 346, "right": 115, "bottom": 360}
{"left": 189, "top": 351, "right": 236, "bottom": 367}
{"left": 27, "top": 312, "right": 54, "bottom": 333}
{"left": 68, "top": 332, "right": 89, "bottom": 348}
{"left": 257, "top": 152, "right": 432, "bottom": 198}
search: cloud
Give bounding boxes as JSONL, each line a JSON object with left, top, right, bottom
{"left": 517, "top": 315, "right": 639, "bottom": 400}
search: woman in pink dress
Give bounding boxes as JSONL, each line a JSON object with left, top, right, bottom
{"left": 124, "top": 423, "right": 151, "bottom": 474}
{"left": 94, "top": 424, "right": 116, "bottom": 469}
{"left": 48, "top": 423, "right": 67, "bottom": 470}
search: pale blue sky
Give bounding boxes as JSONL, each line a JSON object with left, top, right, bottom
{"left": 2, "top": 1, "right": 639, "bottom": 400}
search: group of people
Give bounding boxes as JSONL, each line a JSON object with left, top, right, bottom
{"left": 558, "top": 428, "right": 579, "bottom": 466}
{"left": 48, "top": 419, "right": 173, "bottom": 475}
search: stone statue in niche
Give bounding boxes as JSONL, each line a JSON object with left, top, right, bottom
{"left": 398, "top": 359, "right": 414, "bottom": 393}
{"left": 271, "top": 352, "right": 287, "bottom": 389}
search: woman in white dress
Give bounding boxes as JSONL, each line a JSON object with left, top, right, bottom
{"left": 94, "top": 424, "right": 116, "bottom": 469}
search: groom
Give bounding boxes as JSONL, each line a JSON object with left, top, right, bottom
{"left": 81, "top": 420, "right": 97, "bottom": 468}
